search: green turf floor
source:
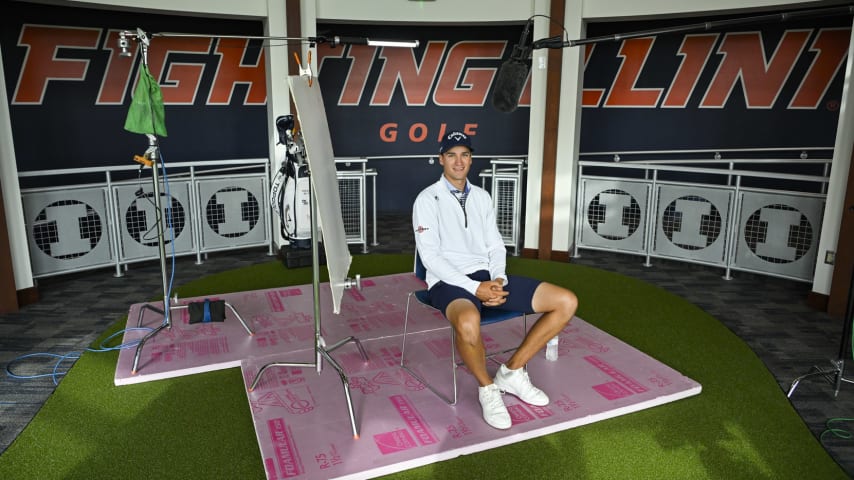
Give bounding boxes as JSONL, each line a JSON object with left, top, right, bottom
{"left": 0, "top": 254, "right": 845, "bottom": 479}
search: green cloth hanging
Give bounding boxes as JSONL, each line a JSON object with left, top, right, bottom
{"left": 124, "top": 64, "right": 167, "bottom": 137}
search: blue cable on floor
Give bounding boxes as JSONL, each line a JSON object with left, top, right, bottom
{"left": 4, "top": 327, "right": 154, "bottom": 385}
{"left": 6, "top": 150, "right": 178, "bottom": 386}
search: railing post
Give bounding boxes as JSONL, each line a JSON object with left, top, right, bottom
{"left": 722, "top": 175, "right": 742, "bottom": 281}
{"left": 572, "top": 162, "right": 584, "bottom": 259}
{"left": 643, "top": 169, "right": 658, "bottom": 267}
{"left": 360, "top": 160, "right": 368, "bottom": 253}
{"left": 187, "top": 165, "right": 204, "bottom": 265}
{"left": 264, "top": 160, "right": 275, "bottom": 257}
{"left": 104, "top": 170, "right": 124, "bottom": 278}
{"left": 370, "top": 169, "right": 378, "bottom": 247}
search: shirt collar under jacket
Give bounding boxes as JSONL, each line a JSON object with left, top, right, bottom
{"left": 441, "top": 176, "right": 470, "bottom": 194}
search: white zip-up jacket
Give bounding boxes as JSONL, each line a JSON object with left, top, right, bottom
{"left": 412, "top": 176, "right": 508, "bottom": 294}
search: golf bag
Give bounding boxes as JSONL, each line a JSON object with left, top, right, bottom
{"left": 270, "top": 115, "right": 312, "bottom": 249}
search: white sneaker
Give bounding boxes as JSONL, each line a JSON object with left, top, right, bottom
{"left": 493, "top": 364, "right": 550, "bottom": 406}
{"left": 478, "top": 384, "right": 511, "bottom": 429}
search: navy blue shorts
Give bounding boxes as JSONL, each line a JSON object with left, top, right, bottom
{"left": 427, "top": 270, "right": 541, "bottom": 316}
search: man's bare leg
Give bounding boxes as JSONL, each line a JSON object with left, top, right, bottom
{"left": 445, "top": 298, "right": 492, "bottom": 386}
{"left": 504, "top": 282, "right": 578, "bottom": 370}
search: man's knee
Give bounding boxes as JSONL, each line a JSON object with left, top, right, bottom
{"left": 534, "top": 283, "right": 578, "bottom": 319}
{"left": 447, "top": 302, "right": 482, "bottom": 345}
{"left": 559, "top": 289, "right": 578, "bottom": 317}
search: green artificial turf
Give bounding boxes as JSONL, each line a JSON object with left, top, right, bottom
{"left": 0, "top": 254, "right": 846, "bottom": 479}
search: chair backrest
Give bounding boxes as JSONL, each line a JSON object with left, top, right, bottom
{"left": 414, "top": 251, "right": 427, "bottom": 282}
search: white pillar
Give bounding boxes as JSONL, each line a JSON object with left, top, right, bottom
{"left": 552, "top": 0, "right": 585, "bottom": 253}
{"left": 522, "top": 0, "right": 549, "bottom": 250}
{"left": 264, "top": 0, "right": 292, "bottom": 250}
{"left": 0, "top": 46, "right": 35, "bottom": 292}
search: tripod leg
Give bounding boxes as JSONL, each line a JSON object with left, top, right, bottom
{"left": 131, "top": 321, "right": 169, "bottom": 374}
{"left": 225, "top": 302, "right": 254, "bottom": 335}
{"left": 136, "top": 303, "right": 165, "bottom": 328}
{"left": 787, "top": 361, "right": 843, "bottom": 398}
{"left": 325, "top": 335, "right": 369, "bottom": 362}
{"left": 319, "top": 348, "right": 359, "bottom": 439}
{"left": 834, "top": 359, "right": 846, "bottom": 397}
{"left": 247, "top": 361, "right": 314, "bottom": 392}
{"left": 788, "top": 269, "right": 854, "bottom": 397}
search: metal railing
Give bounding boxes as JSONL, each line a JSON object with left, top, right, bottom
{"left": 334, "top": 157, "right": 376, "bottom": 253}
{"left": 19, "top": 157, "right": 377, "bottom": 278}
{"left": 19, "top": 159, "right": 272, "bottom": 278}
{"left": 479, "top": 158, "right": 526, "bottom": 255}
{"left": 572, "top": 149, "right": 833, "bottom": 282}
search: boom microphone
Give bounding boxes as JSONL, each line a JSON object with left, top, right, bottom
{"left": 492, "top": 19, "right": 533, "bottom": 113}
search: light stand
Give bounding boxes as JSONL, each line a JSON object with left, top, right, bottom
{"left": 123, "top": 29, "right": 253, "bottom": 374}
{"left": 247, "top": 132, "right": 368, "bottom": 439}
{"left": 788, "top": 269, "right": 854, "bottom": 398}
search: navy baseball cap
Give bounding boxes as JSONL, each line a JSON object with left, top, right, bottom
{"left": 439, "top": 131, "right": 474, "bottom": 154}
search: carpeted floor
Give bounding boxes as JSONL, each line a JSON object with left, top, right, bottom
{"left": 1, "top": 213, "right": 853, "bottom": 476}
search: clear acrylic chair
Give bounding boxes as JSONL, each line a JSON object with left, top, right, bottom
{"left": 399, "top": 253, "right": 529, "bottom": 405}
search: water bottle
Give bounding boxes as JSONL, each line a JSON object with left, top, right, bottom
{"left": 545, "top": 335, "right": 559, "bottom": 361}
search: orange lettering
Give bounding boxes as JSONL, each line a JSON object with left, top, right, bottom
{"left": 604, "top": 37, "right": 663, "bottom": 108}
{"left": 379, "top": 123, "right": 398, "bottom": 142}
{"left": 372, "top": 41, "right": 445, "bottom": 106}
{"left": 701, "top": 30, "right": 810, "bottom": 108}
{"left": 14, "top": 25, "right": 100, "bottom": 104}
{"left": 434, "top": 41, "right": 504, "bottom": 106}
{"left": 97, "top": 29, "right": 139, "bottom": 104}
{"left": 144, "top": 36, "right": 211, "bottom": 104}
{"left": 662, "top": 34, "right": 718, "bottom": 108}
{"left": 332, "top": 44, "right": 376, "bottom": 106}
{"left": 408, "top": 123, "right": 428, "bottom": 142}
{"left": 207, "top": 38, "right": 266, "bottom": 105}
{"left": 790, "top": 28, "right": 851, "bottom": 109}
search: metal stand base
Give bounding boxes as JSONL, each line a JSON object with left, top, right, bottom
{"left": 126, "top": 136, "right": 255, "bottom": 374}
{"left": 788, "top": 359, "right": 854, "bottom": 398}
{"left": 246, "top": 136, "right": 368, "bottom": 439}
{"left": 248, "top": 335, "right": 369, "bottom": 438}
{"left": 131, "top": 300, "right": 254, "bottom": 374}
{"left": 789, "top": 263, "right": 854, "bottom": 399}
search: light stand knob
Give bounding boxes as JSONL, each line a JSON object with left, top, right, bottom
{"left": 344, "top": 274, "right": 361, "bottom": 290}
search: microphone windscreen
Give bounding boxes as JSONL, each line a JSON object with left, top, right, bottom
{"left": 492, "top": 58, "right": 530, "bottom": 113}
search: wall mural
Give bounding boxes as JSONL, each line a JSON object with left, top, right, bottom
{"left": 1, "top": 2, "right": 849, "bottom": 212}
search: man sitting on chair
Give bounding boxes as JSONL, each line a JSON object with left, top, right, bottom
{"left": 412, "top": 130, "right": 579, "bottom": 430}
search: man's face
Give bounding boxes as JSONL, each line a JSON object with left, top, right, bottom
{"left": 439, "top": 145, "right": 472, "bottom": 186}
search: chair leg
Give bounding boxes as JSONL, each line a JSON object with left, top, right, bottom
{"left": 450, "top": 331, "right": 458, "bottom": 405}
{"left": 400, "top": 293, "right": 414, "bottom": 368}
{"left": 400, "top": 298, "right": 534, "bottom": 406}
{"left": 399, "top": 293, "right": 458, "bottom": 405}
